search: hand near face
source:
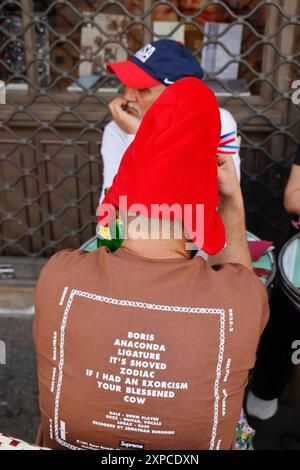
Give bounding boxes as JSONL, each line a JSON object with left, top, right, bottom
{"left": 108, "top": 97, "right": 141, "bottom": 134}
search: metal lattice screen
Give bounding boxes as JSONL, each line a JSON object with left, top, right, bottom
{"left": 0, "top": 0, "right": 299, "bottom": 257}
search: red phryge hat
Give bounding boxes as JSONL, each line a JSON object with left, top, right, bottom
{"left": 98, "top": 77, "right": 226, "bottom": 255}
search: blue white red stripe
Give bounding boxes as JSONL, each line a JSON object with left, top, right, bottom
{"left": 218, "top": 131, "right": 239, "bottom": 156}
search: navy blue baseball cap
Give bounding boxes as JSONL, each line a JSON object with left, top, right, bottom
{"left": 106, "top": 39, "right": 203, "bottom": 89}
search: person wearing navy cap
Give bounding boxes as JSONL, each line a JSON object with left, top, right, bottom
{"left": 246, "top": 145, "right": 300, "bottom": 434}
{"left": 100, "top": 39, "right": 240, "bottom": 204}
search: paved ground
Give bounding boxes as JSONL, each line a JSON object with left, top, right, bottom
{"left": 0, "top": 315, "right": 39, "bottom": 443}
{"left": 0, "top": 312, "right": 299, "bottom": 449}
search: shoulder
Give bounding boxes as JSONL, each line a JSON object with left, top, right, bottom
{"left": 211, "top": 262, "right": 268, "bottom": 301}
{"left": 102, "top": 121, "right": 134, "bottom": 154}
{"left": 42, "top": 248, "right": 85, "bottom": 269}
{"left": 103, "top": 120, "right": 133, "bottom": 141}
{"left": 35, "top": 247, "right": 112, "bottom": 306}
{"left": 210, "top": 262, "right": 269, "bottom": 331}
{"left": 212, "top": 261, "right": 259, "bottom": 281}
{"left": 219, "top": 108, "right": 237, "bottom": 132}
{"left": 37, "top": 248, "right": 100, "bottom": 287}
{"left": 104, "top": 120, "right": 123, "bottom": 135}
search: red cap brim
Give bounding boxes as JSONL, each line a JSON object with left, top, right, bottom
{"left": 107, "top": 61, "right": 161, "bottom": 89}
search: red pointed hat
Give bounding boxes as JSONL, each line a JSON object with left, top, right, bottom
{"left": 98, "top": 77, "right": 226, "bottom": 255}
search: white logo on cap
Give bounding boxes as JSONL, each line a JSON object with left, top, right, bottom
{"left": 164, "top": 78, "right": 175, "bottom": 85}
{"left": 135, "top": 44, "right": 156, "bottom": 63}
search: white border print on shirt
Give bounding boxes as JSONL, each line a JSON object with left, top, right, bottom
{"left": 52, "top": 287, "right": 232, "bottom": 451}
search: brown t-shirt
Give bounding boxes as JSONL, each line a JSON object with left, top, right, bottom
{"left": 33, "top": 246, "right": 269, "bottom": 450}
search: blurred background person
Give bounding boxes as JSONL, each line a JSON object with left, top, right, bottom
{"left": 246, "top": 145, "right": 300, "bottom": 422}
{"left": 100, "top": 39, "right": 240, "bottom": 204}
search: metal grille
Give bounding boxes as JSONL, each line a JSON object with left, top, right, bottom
{"left": 0, "top": 0, "right": 299, "bottom": 257}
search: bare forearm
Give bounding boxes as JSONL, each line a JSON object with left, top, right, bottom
{"left": 209, "top": 190, "right": 252, "bottom": 270}
{"left": 284, "top": 190, "right": 300, "bottom": 216}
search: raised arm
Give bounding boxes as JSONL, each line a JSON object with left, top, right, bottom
{"left": 209, "top": 155, "right": 252, "bottom": 271}
{"left": 284, "top": 163, "right": 300, "bottom": 216}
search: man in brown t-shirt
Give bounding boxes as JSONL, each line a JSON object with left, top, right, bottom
{"left": 34, "top": 78, "right": 269, "bottom": 450}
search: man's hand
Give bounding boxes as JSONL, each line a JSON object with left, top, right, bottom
{"left": 108, "top": 97, "right": 141, "bottom": 135}
{"left": 217, "top": 154, "right": 241, "bottom": 200}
